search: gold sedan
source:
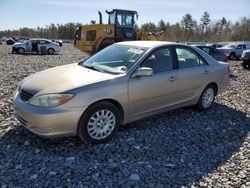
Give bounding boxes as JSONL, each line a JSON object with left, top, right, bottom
{"left": 14, "top": 41, "right": 230, "bottom": 144}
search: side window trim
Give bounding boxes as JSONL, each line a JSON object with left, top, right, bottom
{"left": 173, "top": 45, "right": 209, "bottom": 70}
{"left": 139, "top": 46, "right": 176, "bottom": 73}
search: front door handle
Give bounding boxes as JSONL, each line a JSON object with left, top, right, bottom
{"left": 168, "top": 76, "right": 176, "bottom": 82}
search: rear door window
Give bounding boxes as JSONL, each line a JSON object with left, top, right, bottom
{"left": 38, "top": 40, "right": 49, "bottom": 45}
{"left": 201, "top": 47, "right": 211, "bottom": 54}
{"left": 175, "top": 47, "right": 206, "bottom": 69}
{"left": 237, "top": 45, "right": 242, "bottom": 49}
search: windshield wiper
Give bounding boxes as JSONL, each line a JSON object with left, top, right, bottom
{"left": 81, "top": 63, "right": 105, "bottom": 73}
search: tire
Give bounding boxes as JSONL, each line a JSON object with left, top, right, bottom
{"left": 229, "top": 53, "right": 235, "bottom": 60}
{"left": 47, "top": 48, "right": 55, "bottom": 55}
{"left": 78, "top": 101, "right": 121, "bottom": 144}
{"left": 196, "top": 85, "right": 216, "bottom": 111}
{"left": 98, "top": 42, "right": 113, "bottom": 51}
{"left": 17, "top": 48, "right": 25, "bottom": 54}
{"left": 241, "top": 63, "right": 247, "bottom": 69}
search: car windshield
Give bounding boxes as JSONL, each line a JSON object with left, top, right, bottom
{"left": 81, "top": 44, "right": 146, "bottom": 74}
{"left": 17, "top": 39, "right": 28, "bottom": 43}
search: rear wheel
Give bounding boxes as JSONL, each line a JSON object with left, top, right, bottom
{"left": 17, "top": 48, "right": 25, "bottom": 54}
{"left": 196, "top": 85, "right": 216, "bottom": 111}
{"left": 98, "top": 42, "right": 113, "bottom": 51}
{"left": 229, "top": 53, "right": 235, "bottom": 60}
{"left": 47, "top": 48, "right": 55, "bottom": 55}
{"left": 78, "top": 102, "right": 121, "bottom": 144}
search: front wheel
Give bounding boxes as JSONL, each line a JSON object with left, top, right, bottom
{"left": 78, "top": 102, "right": 121, "bottom": 144}
{"left": 47, "top": 48, "right": 55, "bottom": 55}
{"left": 241, "top": 63, "right": 250, "bottom": 69}
{"left": 98, "top": 42, "right": 113, "bottom": 51}
{"left": 17, "top": 48, "right": 25, "bottom": 54}
{"left": 196, "top": 85, "right": 216, "bottom": 111}
{"left": 241, "top": 63, "right": 247, "bottom": 69}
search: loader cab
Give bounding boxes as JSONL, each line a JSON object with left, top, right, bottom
{"left": 106, "top": 9, "right": 138, "bottom": 41}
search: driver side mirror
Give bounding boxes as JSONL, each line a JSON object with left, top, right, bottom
{"left": 133, "top": 67, "right": 153, "bottom": 78}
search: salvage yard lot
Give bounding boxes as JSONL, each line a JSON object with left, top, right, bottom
{"left": 0, "top": 44, "right": 249, "bottom": 187}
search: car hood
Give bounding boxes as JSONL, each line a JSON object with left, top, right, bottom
{"left": 13, "top": 42, "right": 23, "bottom": 46}
{"left": 21, "top": 63, "right": 119, "bottom": 95}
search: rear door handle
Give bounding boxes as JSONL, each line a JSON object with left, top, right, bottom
{"left": 168, "top": 76, "right": 176, "bottom": 82}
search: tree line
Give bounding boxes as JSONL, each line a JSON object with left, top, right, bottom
{"left": 0, "top": 23, "right": 81, "bottom": 40}
{"left": 0, "top": 11, "right": 249, "bottom": 42}
{"left": 139, "top": 12, "right": 250, "bottom": 42}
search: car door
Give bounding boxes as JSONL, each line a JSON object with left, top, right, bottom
{"left": 25, "top": 40, "right": 32, "bottom": 52}
{"left": 37, "top": 40, "right": 42, "bottom": 52}
{"left": 37, "top": 40, "right": 47, "bottom": 52}
{"left": 128, "top": 46, "right": 178, "bottom": 118}
{"left": 175, "top": 46, "right": 210, "bottom": 103}
{"left": 236, "top": 44, "right": 243, "bottom": 57}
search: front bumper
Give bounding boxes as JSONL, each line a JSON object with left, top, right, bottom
{"left": 14, "top": 92, "right": 86, "bottom": 138}
{"left": 12, "top": 47, "right": 18, "bottom": 53}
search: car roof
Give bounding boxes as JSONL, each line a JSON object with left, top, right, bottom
{"left": 116, "top": 41, "right": 218, "bottom": 65}
{"left": 193, "top": 45, "right": 213, "bottom": 48}
{"left": 30, "top": 38, "right": 51, "bottom": 41}
{"left": 116, "top": 41, "right": 177, "bottom": 48}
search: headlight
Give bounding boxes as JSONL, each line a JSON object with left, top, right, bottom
{"left": 28, "top": 93, "right": 74, "bottom": 107}
{"left": 13, "top": 83, "right": 21, "bottom": 99}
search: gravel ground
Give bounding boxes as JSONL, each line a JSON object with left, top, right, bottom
{"left": 0, "top": 44, "right": 249, "bottom": 188}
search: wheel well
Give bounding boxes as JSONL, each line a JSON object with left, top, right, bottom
{"left": 208, "top": 82, "right": 218, "bottom": 96}
{"left": 85, "top": 99, "right": 124, "bottom": 122}
{"left": 98, "top": 39, "right": 114, "bottom": 51}
{"left": 230, "top": 52, "right": 235, "bottom": 57}
{"left": 47, "top": 48, "right": 54, "bottom": 51}
{"left": 18, "top": 47, "right": 25, "bottom": 51}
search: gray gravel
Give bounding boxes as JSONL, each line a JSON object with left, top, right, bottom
{"left": 0, "top": 44, "right": 249, "bottom": 187}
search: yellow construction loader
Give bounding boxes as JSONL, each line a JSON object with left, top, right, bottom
{"left": 74, "top": 9, "right": 166, "bottom": 55}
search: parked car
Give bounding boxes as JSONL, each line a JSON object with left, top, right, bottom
{"left": 206, "top": 43, "right": 224, "bottom": 48}
{"left": 1, "top": 37, "right": 7, "bottom": 42}
{"left": 218, "top": 42, "right": 250, "bottom": 60}
{"left": 16, "top": 37, "right": 30, "bottom": 43}
{"left": 12, "top": 38, "right": 60, "bottom": 55}
{"left": 195, "top": 45, "right": 228, "bottom": 62}
{"left": 14, "top": 41, "right": 230, "bottom": 144}
{"left": 51, "top": 39, "right": 63, "bottom": 47}
{"left": 241, "top": 49, "right": 250, "bottom": 69}
{"left": 6, "top": 38, "right": 15, "bottom": 45}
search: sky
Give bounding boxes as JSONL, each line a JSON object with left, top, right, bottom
{"left": 0, "top": 0, "right": 249, "bottom": 31}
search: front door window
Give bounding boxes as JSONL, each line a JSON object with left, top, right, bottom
{"left": 141, "top": 47, "right": 174, "bottom": 73}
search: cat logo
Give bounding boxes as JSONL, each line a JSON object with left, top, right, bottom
{"left": 104, "top": 28, "right": 112, "bottom": 34}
